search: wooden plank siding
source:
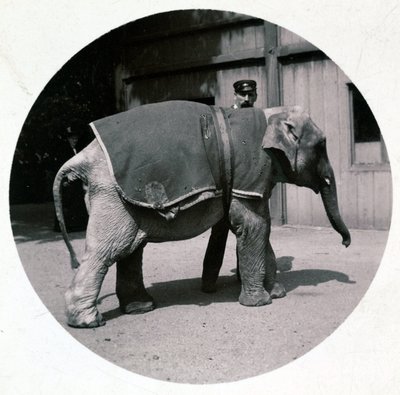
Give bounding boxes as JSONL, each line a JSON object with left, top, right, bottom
{"left": 279, "top": 28, "right": 392, "bottom": 230}
{"left": 373, "top": 171, "right": 393, "bottom": 229}
{"left": 120, "top": 18, "right": 267, "bottom": 110}
{"left": 113, "top": 13, "right": 391, "bottom": 230}
{"left": 279, "top": 28, "right": 307, "bottom": 46}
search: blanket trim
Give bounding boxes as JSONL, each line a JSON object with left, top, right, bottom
{"left": 232, "top": 189, "right": 264, "bottom": 199}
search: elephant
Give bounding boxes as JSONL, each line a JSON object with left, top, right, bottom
{"left": 53, "top": 101, "right": 351, "bottom": 328}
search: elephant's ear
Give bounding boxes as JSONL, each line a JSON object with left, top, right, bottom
{"left": 262, "top": 109, "right": 299, "bottom": 172}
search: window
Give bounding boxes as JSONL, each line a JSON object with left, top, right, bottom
{"left": 349, "top": 83, "right": 388, "bottom": 165}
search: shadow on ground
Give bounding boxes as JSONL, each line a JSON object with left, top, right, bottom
{"left": 99, "top": 265, "right": 355, "bottom": 323}
{"left": 10, "top": 203, "right": 86, "bottom": 244}
{"left": 11, "top": 203, "right": 387, "bottom": 383}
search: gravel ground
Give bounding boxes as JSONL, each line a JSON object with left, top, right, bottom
{"left": 10, "top": 203, "right": 388, "bottom": 384}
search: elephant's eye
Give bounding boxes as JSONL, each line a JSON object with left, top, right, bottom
{"left": 284, "top": 121, "right": 298, "bottom": 141}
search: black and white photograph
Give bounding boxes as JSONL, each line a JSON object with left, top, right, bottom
{"left": 1, "top": 1, "right": 400, "bottom": 394}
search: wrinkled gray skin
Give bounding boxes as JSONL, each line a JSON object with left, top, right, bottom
{"left": 53, "top": 106, "right": 351, "bottom": 328}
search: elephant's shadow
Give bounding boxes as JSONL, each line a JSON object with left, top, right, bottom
{"left": 101, "top": 256, "right": 356, "bottom": 322}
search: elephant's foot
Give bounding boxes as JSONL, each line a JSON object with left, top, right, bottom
{"left": 66, "top": 305, "right": 106, "bottom": 328}
{"left": 266, "top": 281, "right": 287, "bottom": 299}
{"left": 238, "top": 288, "right": 272, "bottom": 307}
{"left": 65, "top": 286, "right": 106, "bottom": 328}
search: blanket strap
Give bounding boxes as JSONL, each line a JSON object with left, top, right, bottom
{"left": 210, "top": 106, "right": 233, "bottom": 213}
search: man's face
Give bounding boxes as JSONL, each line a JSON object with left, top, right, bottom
{"left": 234, "top": 90, "right": 257, "bottom": 108}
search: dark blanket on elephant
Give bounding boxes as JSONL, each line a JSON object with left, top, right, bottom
{"left": 90, "top": 101, "right": 268, "bottom": 211}
{"left": 228, "top": 107, "right": 268, "bottom": 199}
{"left": 91, "top": 101, "right": 220, "bottom": 209}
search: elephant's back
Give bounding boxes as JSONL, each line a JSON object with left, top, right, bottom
{"left": 88, "top": 101, "right": 219, "bottom": 209}
{"left": 92, "top": 100, "right": 211, "bottom": 133}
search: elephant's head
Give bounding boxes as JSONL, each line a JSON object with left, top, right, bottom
{"left": 262, "top": 106, "right": 351, "bottom": 247}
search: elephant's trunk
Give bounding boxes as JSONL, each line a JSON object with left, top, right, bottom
{"left": 319, "top": 174, "right": 351, "bottom": 247}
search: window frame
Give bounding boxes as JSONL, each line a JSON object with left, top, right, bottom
{"left": 348, "top": 83, "right": 390, "bottom": 171}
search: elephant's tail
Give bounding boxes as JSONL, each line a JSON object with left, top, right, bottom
{"left": 53, "top": 156, "right": 85, "bottom": 269}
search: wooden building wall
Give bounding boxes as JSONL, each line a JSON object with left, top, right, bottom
{"left": 113, "top": 11, "right": 392, "bottom": 230}
{"left": 279, "top": 29, "right": 392, "bottom": 230}
{"left": 114, "top": 11, "right": 282, "bottom": 224}
{"left": 115, "top": 12, "right": 268, "bottom": 110}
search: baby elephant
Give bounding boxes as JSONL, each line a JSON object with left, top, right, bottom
{"left": 53, "top": 101, "right": 350, "bottom": 328}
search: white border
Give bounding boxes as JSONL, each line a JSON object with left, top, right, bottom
{"left": 1, "top": 1, "right": 399, "bottom": 394}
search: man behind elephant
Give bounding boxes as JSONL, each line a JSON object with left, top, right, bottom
{"left": 201, "top": 79, "right": 258, "bottom": 292}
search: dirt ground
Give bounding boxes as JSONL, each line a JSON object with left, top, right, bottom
{"left": 10, "top": 203, "right": 388, "bottom": 384}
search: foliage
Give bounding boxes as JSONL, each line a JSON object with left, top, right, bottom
{"left": 10, "top": 35, "right": 116, "bottom": 204}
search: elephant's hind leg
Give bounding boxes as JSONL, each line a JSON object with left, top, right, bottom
{"left": 65, "top": 197, "right": 143, "bottom": 328}
{"left": 116, "top": 244, "right": 155, "bottom": 314}
{"left": 65, "top": 257, "right": 109, "bottom": 328}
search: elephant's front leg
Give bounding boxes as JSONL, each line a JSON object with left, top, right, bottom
{"left": 230, "top": 200, "right": 272, "bottom": 307}
{"left": 116, "top": 245, "right": 155, "bottom": 314}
